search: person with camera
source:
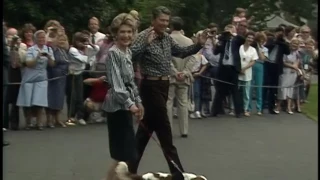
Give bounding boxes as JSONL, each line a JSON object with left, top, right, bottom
{"left": 5, "top": 28, "right": 27, "bottom": 130}
{"left": 211, "top": 23, "right": 245, "bottom": 118}
{"left": 263, "top": 27, "right": 290, "bottom": 114}
{"left": 16, "top": 30, "right": 55, "bottom": 130}
{"left": 202, "top": 23, "right": 220, "bottom": 116}
{"left": 66, "top": 32, "right": 98, "bottom": 126}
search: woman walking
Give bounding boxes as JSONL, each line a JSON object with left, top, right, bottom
{"left": 101, "top": 13, "right": 144, "bottom": 180}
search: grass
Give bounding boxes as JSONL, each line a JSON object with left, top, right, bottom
{"left": 302, "top": 84, "right": 318, "bottom": 121}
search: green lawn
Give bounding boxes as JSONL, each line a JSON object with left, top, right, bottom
{"left": 302, "top": 84, "right": 318, "bottom": 121}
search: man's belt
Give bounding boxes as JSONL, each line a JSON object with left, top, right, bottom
{"left": 143, "top": 75, "right": 169, "bottom": 81}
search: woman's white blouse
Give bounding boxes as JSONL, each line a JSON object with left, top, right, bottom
{"left": 238, "top": 45, "right": 258, "bottom": 81}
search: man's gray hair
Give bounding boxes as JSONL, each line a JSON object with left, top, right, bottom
{"left": 152, "top": 6, "right": 171, "bottom": 19}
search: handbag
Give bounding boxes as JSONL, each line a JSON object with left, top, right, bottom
{"left": 188, "top": 84, "right": 195, "bottom": 112}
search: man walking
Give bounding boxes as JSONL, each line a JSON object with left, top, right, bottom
{"left": 128, "top": 6, "right": 207, "bottom": 179}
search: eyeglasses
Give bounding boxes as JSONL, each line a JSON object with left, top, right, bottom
{"left": 239, "top": 24, "right": 247, "bottom": 28}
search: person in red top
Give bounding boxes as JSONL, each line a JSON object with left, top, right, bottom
{"left": 83, "top": 76, "right": 109, "bottom": 122}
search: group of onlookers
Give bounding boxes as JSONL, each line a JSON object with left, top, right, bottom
{"left": 167, "top": 8, "right": 318, "bottom": 137}
{"left": 3, "top": 16, "right": 114, "bottom": 131}
{"left": 2, "top": 8, "right": 318, "bottom": 137}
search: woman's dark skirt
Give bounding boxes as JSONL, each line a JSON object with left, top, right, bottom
{"left": 106, "top": 110, "right": 137, "bottom": 162}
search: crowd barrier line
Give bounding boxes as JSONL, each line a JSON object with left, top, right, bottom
{"left": 3, "top": 69, "right": 304, "bottom": 88}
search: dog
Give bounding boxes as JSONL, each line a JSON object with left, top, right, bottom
{"left": 115, "top": 162, "right": 207, "bottom": 180}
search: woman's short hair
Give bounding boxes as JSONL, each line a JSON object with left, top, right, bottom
{"left": 284, "top": 26, "right": 295, "bottom": 36}
{"left": 255, "top": 31, "right": 267, "bottom": 42}
{"left": 44, "top": 20, "right": 61, "bottom": 31}
{"left": 290, "top": 38, "right": 300, "bottom": 45}
{"left": 20, "top": 23, "right": 37, "bottom": 41}
{"left": 305, "top": 39, "right": 315, "bottom": 45}
{"left": 72, "top": 32, "right": 87, "bottom": 47}
{"left": 34, "top": 30, "right": 46, "bottom": 40}
{"left": 109, "top": 13, "right": 136, "bottom": 37}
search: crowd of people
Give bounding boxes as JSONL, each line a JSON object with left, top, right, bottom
{"left": 3, "top": 7, "right": 318, "bottom": 135}
{"left": 2, "top": 5, "right": 318, "bottom": 180}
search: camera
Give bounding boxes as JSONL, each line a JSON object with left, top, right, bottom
{"left": 40, "top": 52, "right": 48, "bottom": 56}
{"left": 12, "top": 35, "right": 19, "bottom": 41}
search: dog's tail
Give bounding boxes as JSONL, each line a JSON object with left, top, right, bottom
{"left": 115, "top": 162, "right": 144, "bottom": 180}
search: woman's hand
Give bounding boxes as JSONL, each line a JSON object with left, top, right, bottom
{"left": 129, "top": 104, "right": 139, "bottom": 115}
{"left": 136, "top": 103, "right": 144, "bottom": 121}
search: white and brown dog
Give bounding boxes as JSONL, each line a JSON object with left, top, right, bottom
{"left": 115, "top": 162, "right": 207, "bottom": 180}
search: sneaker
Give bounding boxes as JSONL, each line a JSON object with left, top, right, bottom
{"left": 190, "top": 111, "right": 202, "bottom": 119}
{"left": 273, "top": 109, "right": 280, "bottom": 114}
{"left": 257, "top": 112, "right": 262, "bottom": 116}
{"left": 244, "top": 112, "right": 250, "bottom": 117}
{"left": 229, "top": 111, "right": 235, "bottom": 116}
{"left": 3, "top": 128, "right": 7, "bottom": 132}
{"left": 78, "top": 119, "right": 87, "bottom": 125}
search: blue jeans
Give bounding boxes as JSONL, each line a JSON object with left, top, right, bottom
{"left": 239, "top": 80, "right": 251, "bottom": 111}
{"left": 193, "top": 77, "right": 201, "bottom": 112}
{"left": 249, "top": 62, "right": 264, "bottom": 112}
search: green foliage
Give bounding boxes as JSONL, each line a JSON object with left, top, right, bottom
{"left": 4, "top": 0, "right": 317, "bottom": 38}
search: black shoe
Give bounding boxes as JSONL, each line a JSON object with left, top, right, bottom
{"left": 3, "top": 141, "right": 10, "bottom": 147}
{"left": 268, "top": 109, "right": 277, "bottom": 114}
{"left": 201, "top": 113, "right": 209, "bottom": 118}
{"left": 10, "top": 126, "right": 19, "bottom": 131}
{"left": 211, "top": 112, "right": 218, "bottom": 117}
{"left": 235, "top": 114, "right": 242, "bottom": 118}
{"left": 181, "top": 134, "right": 188, "bottom": 138}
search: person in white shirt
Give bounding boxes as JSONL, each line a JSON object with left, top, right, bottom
{"left": 238, "top": 31, "right": 258, "bottom": 117}
{"left": 66, "top": 32, "right": 98, "bottom": 126}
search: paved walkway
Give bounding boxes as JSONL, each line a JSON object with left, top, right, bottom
{"left": 3, "top": 110, "right": 317, "bottom": 180}
{"left": 4, "top": 75, "right": 318, "bottom": 180}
